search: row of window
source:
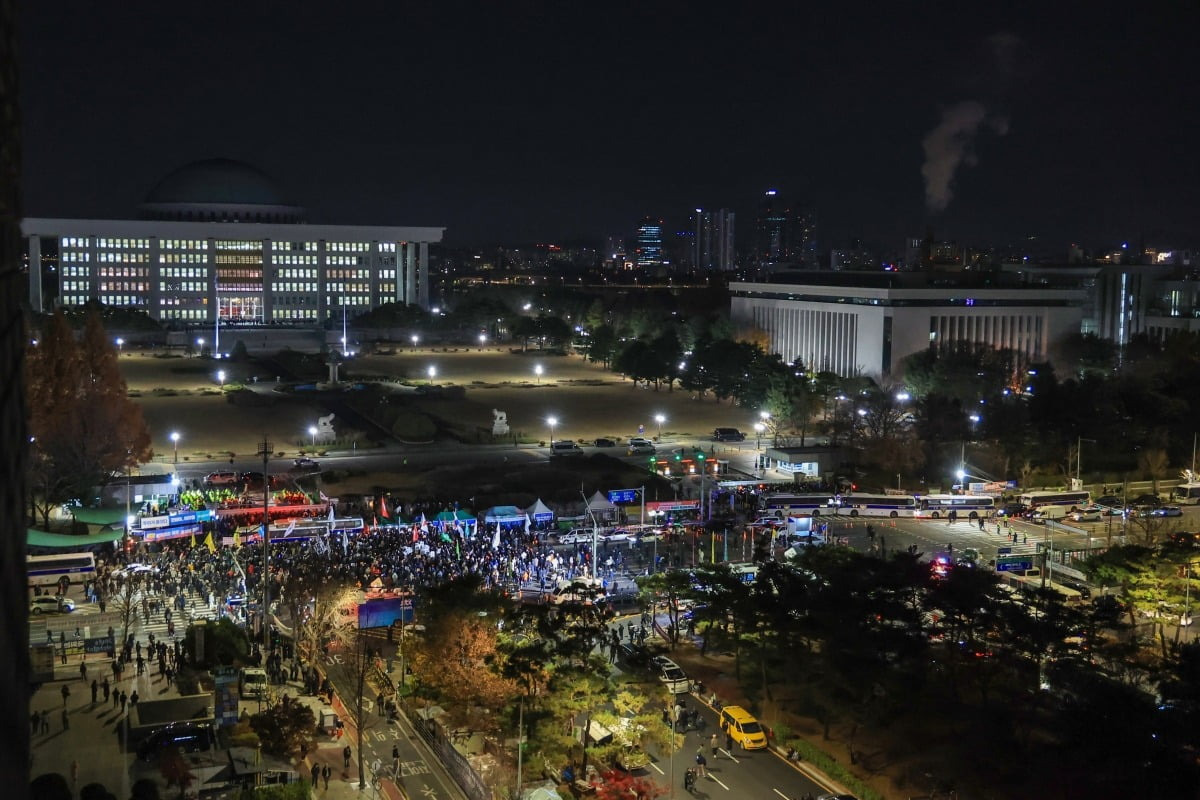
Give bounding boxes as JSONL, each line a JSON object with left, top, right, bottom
{"left": 99, "top": 282, "right": 149, "bottom": 292}
{"left": 275, "top": 282, "right": 318, "bottom": 293}
{"left": 160, "top": 254, "right": 207, "bottom": 264}
{"left": 327, "top": 268, "right": 370, "bottom": 279}
{"left": 272, "top": 309, "right": 320, "bottom": 319}
{"left": 327, "top": 296, "right": 370, "bottom": 306}
{"left": 160, "top": 282, "right": 207, "bottom": 293}
{"left": 329, "top": 242, "right": 370, "bottom": 252}
{"left": 277, "top": 268, "right": 317, "bottom": 279}
{"left": 276, "top": 255, "right": 318, "bottom": 265}
{"left": 271, "top": 241, "right": 319, "bottom": 252}
{"left": 215, "top": 255, "right": 263, "bottom": 265}
{"left": 326, "top": 283, "right": 371, "bottom": 294}
{"left": 161, "top": 239, "right": 209, "bottom": 250}
{"left": 99, "top": 252, "right": 149, "bottom": 263}
{"left": 214, "top": 240, "right": 261, "bottom": 251}
{"left": 161, "top": 267, "right": 209, "bottom": 278}
{"left": 160, "top": 309, "right": 209, "bottom": 320}
{"left": 98, "top": 267, "right": 149, "bottom": 277}
{"left": 96, "top": 238, "right": 150, "bottom": 249}
{"left": 327, "top": 255, "right": 367, "bottom": 266}
{"left": 61, "top": 252, "right": 90, "bottom": 262}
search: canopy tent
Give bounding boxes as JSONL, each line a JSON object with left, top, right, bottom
{"left": 28, "top": 528, "right": 124, "bottom": 549}
{"left": 526, "top": 498, "right": 555, "bottom": 522}
{"left": 483, "top": 506, "right": 526, "bottom": 524}
{"left": 71, "top": 507, "right": 130, "bottom": 526}
{"left": 585, "top": 491, "right": 617, "bottom": 514}
{"left": 434, "top": 509, "right": 475, "bottom": 523}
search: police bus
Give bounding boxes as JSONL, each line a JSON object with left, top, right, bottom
{"left": 28, "top": 552, "right": 96, "bottom": 591}
{"left": 915, "top": 494, "right": 996, "bottom": 519}
{"left": 760, "top": 493, "right": 836, "bottom": 518}
{"left": 834, "top": 493, "right": 917, "bottom": 518}
{"left": 1017, "top": 490, "right": 1090, "bottom": 513}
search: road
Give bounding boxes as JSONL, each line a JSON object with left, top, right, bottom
{"left": 321, "top": 653, "right": 467, "bottom": 800}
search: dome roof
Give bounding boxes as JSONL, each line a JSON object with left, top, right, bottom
{"left": 145, "top": 159, "right": 290, "bottom": 206}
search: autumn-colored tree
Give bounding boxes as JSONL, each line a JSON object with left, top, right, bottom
{"left": 25, "top": 310, "right": 151, "bottom": 527}
{"left": 592, "top": 769, "right": 666, "bottom": 800}
{"left": 410, "top": 612, "right": 518, "bottom": 711}
{"left": 249, "top": 698, "right": 316, "bottom": 759}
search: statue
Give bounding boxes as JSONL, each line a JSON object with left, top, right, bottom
{"left": 492, "top": 409, "right": 510, "bottom": 436}
{"left": 317, "top": 413, "right": 336, "bottom": 441}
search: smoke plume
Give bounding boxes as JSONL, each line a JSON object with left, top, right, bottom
{"left": 920, "top": 101, "right": 1008, "bottom": 213}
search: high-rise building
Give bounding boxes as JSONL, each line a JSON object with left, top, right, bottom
{"left": 693, "top": 208, "right": 736, "bottom": 271}
{"left": 754, "top": 189, "right": 815, "bottom": 269}
{"left": 635, "top": 217, "right": 664, "bottom": 269}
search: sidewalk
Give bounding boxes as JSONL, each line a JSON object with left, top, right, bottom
{"left": 292, "top": 692, "right": 407, "bottom": 800}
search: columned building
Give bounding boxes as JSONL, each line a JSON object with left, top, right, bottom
{"left": 730, "top": 274, "right": 1086, "bottom": 377}
{"left": 22, "top": 159, "right": 444, "bottom": 323}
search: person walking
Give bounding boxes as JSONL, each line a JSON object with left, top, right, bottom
{"left": 80, "top": 661, "right": 88, "bottom": 682}
{"left": 311, "top": 763, "right": 320, "bottom": 787}
{"left": 91, "top": 679, "right": 98, "bottom": 705}
{"left": 119, "top": 690, "right": 128, "bottom": 714}
{"left": 322, "top": 764, "right": 331, "bottom": 789}
{"left": 694, "top": 748, "right": 707, "bottom": 777}
{"left": 710, "top": 732, "right": 720, "bottom": 758}
{"left": 343, "top": 745, "right": 352, "bottom": 769}
{"left": 130, "top": 690, "right": 139, "bottom": 710}
{"left": 61, "top": 684, "right": 70, "bottom": 707}
{"left": 392, "top": 744, "right": 400, "bottom": 775}
{"left": 61, "top": 708, "right": 69, "bottom": 731}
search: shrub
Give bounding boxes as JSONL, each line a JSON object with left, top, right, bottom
{"left": 391, "top": 411, "right": 437, "bottom": 442}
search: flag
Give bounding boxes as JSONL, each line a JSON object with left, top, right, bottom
{"left": 379, "top": 496, "right": 390, "bottom": 521}
{"left": 190, "top": 531, "right": 196, "bottom": 549}
{"left": 342, "top": 523, "right": 349, "bottom": 551}
{"left": 491, "top": 524, "right": 501, "bottom": 549}
{"left": 420, "top": 513, "right": 428, "bottom": 534}
{"left": 203, "top": 532, "right": 217, "bottom": 554}
{"left": 233, "top": 530, "right": 241, "bottom": 547}
{"left": 328, "top": 503, "right": 336, "bottom": 523}
{"left": 412, "top": 526, "right": 418, "bottom": 544}
{"left": 524, "top": 513, "right": 531, "bottom": 535}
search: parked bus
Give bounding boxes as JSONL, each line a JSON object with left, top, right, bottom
{"left": 835, "top": 493, "right": 917, "bottom": 518}
{"left": 27, "top": 552, "right": 96, "bottom": 591}
{"left": 760, "top": 493, "right": 835, "bottom": 518}
{"left": 1171, "top": 482, "right": 1200, "bottom": 505}
{"left": 1018, "top": 490, "right": 1090, "bottom": 512}
{"left": 915, "top": 494, "right": 996, "bottom": 519}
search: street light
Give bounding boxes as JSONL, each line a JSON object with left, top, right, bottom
{"left": 217, "top": 370, "right": 226, "bottom": 387}
{"left": 1076, "top": 436, "right": 1097, "bottom": 488}
{"left": 534, "top": 364, "right": 543, "bottom": 384}
{"left": 116, "top": 337, "right": 124, "bottom": 354}
{"left": 170, "top": 431, "right": 180, "bottom": 464}
{"left": 547, "top": 416, "right": 558, "bottom": 447}
{"left": 309, "top": 425, "right": 318, "bottom": 447}
{"left": 478, "top": 333, "right": 486, "bottom": 349}
{"left": 428, "top": 365, "right": 437, "bottom": 385}
{"left": 754, "top": 422, "right": 765, "bottom": 449}
{"left": 197, "top": 337, "right": 205, "bottom": 355}
{"left": 655, "top": 413, "right": 665, "bottom": 440}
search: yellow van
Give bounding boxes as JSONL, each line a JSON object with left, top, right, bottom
{"left": 719, "top": 705, "right": 768, "bottom": 750}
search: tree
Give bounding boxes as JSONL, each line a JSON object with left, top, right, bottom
{"left": 1138, "top": 448, "right": 1170, "bottom": 494}
{"left": 409, "top": 612, "right": 518, "bottom": 712}
{"left": 587, "top": 324, "right": 618, "bottom": 368}
{"left": 636, "top": 571, "right": 693, "bottom": 649}
{"left": 158, "top": 748, "right": 196, "bottom": 800}
{"left": 26, "top": 310, "right": 151, "bottom": 528}
{"left": 592, "top": 769, "right": 666, "bottom": 800}
{"left": 249, "top": 699, "right": 316, "bottom": 759}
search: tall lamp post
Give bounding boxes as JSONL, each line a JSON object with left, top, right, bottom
{"left": 170, "top": 431, "right": 180, "bottom": 464}
{"left": 655, "top": 413, "right": 665, "bottom": 441}
{"left": 1076, "top": 437, "right": 1097, "bottom": 489}
{"left": 309, "top": 426, "right": 318, "bottom": 448}
{"left": 116, "top": 337, "right": 124, "bottom": 354}
{"left": 427, "top": 365, "right": 437, "bottom": 385}
{"left": 217, "top": 369, "right": 226, "bottom": 388}
{"left": 547, "top": 416, "right": 558, "bottom": 448}
{"left": 534, "top": 364, "right": 543, "bottom": 384}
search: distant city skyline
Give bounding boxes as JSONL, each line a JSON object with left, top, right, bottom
{"left": 18, "top": 3, "right": 1200, "bottom": 250}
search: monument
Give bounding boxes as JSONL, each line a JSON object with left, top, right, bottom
{"left": 492, "top": 409, "right": 510, "bottom": 436}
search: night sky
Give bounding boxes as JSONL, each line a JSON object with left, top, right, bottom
{"left": 18, "top": 2, "right": 1200, "bottom": 251}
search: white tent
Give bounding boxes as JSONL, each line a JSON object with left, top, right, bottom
{"left": 586, "top": 491, "right": 617, "bottom": 519}
{"left": 526, "top": 498, "right": 555, "bottom": 522}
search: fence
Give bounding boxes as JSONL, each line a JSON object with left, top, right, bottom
{"left": 399, "top": 694, "right": 493, "bottom": 800}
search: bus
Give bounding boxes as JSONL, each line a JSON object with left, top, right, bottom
{"left": 835, "top": 493, "right": 917, "bottom": 518}
{"left": 27, "top": 552, "right": 96, "bottom": 591}
{"left": 1171, "top": 482, "right": 1200, "bottom": 505}
{"left": 1018, "top": 490, "right": 1090, "bottom": 512}
{"left": 760, "top": 493, "right": 836, "bottom": 518}
{"left": 915, "top": 494, "right": 996, "bottom": 519}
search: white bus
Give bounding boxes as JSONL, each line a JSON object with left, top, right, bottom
{"left": 1018, "top": 490, "right": 1090, "bottom": 512}
{"left": 27, "top": 552, "right": 96, "bottom": 591}
{"left": 1171, "top": 482, "right": 1200, "bottom": 505}
{"left": 915, "top": 494, "right": 996, "bottom": 519}
{"left": 760, "top": 493, "right": 836, "bottom": 518}
{"left": 835, "top": 494, "right": 917, "bottom": 518}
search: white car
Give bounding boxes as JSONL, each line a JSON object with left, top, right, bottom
{"left": 30, "top": 596, "right": 75, "bottom": 615}
{"left": 559, "top": 529, "right": 596, "bottom": 545}
{"left": 627, "top": 438, "right": 656, "bottom": 455}
{"left": 1069, "top": 508, "right": 1102, "bottom": 522}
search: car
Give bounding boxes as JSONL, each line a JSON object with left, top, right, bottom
{"left": 1069, "top": 508, "right": 1102, "bottom": 522}
{"left": 1095, "top": 495, "right": 1125, "bottom": 508}
{"left": 712, "top": 427, "right": 746, "bottom": 442}
{"left": 594, "top": 437, "right": 617, "bottom": 448}
{"left": 30, "top": 596, "right": 74, "bottom": 615}
{"left": 1151, "top": 505, "right": 1183, "bottom": 517}
{"left": 135, "top": 723, "right": 215, "bottom": 761}
{"left": 719, "top": 705, "right": 768, "bottom": 750}
{"left": 112, "top": 563, "right": 158, "bottom": 579}
{"left": 1130, "top": 493, "right": 1162, "bottom": 508}
{"left": 550, "top": 441, "right": 585, "bottom": 457}
{"left": 240, "top": 471, "right": 265, "bottom": 484}
{"left": 636, "top": 528, "right": 666, "bottom": 542}
{"left": 558, "top": 529, "right": 595, "bottom": 545}
{"left": 817, "top": 794, "right": 859, "bottom": 800}
{"left": 652, "top": 656, "right": 692, "bottom": 694}
{"left": 627, "top": 437, "right": 655, "bottom": 455}
{"left": 997, "top": 502, "right": 1027, "bottom": 517}
{"left": 291, "top": 458, "right": 320, "bottom": 472}
{"left": 204, "top": 471, "right": 238, "bottom": 486}
{"left": 614, "top": 643, "right": 652, "bottom": 670}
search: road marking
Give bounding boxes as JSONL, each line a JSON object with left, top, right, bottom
{"left": 649, "top": 762, "right": 664, "bottom": 775}
{"left": 707, "top": 773, "right": 730, "bottom": 791}
{"left": 719, "top": 748, "right": 739, "bottom": 763}
{"left": 774, "top": 790, "right": 792, "bottom": 800}
{"left": 420, "top": 786, "right": 438, "bottom": 799}
{"left": 399, "top": 760, "right": 431, "bottom": 776}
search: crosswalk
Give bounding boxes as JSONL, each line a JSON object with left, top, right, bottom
{"left": 29, "top": 589, "right": 221, "bottom": 648}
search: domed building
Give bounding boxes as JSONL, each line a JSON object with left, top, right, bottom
{"left": 22, "top": 159, "right": 443, "bottom": 323}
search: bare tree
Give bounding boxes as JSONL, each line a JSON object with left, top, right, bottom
{"left": 1138, "top": 448, "right": 1170, "bottom": 495}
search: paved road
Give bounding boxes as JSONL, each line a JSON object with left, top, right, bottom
{"left": 321, "top": 653, "right": 467, "bottom": 800}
